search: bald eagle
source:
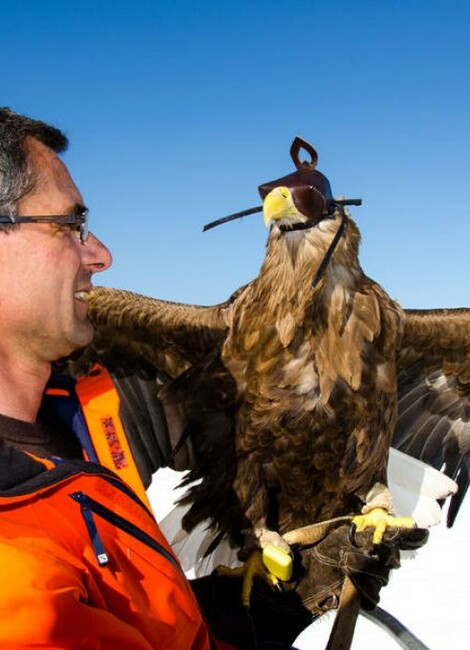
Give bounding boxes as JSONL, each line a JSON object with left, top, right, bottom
{"left": 80, "top": 139, "right": 470, "bottom": 614}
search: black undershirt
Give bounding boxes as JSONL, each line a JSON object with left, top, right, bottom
{"left": 0, "top": 407, "right": 83, "bottom": 460}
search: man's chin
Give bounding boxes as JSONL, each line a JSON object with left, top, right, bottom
{"left": 56, "top": 322, "right": 95, "bottom": 360}
{"left": 73, "top": 320, "right": 95, "bottom": 349}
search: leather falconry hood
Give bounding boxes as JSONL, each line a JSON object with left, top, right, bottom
{"left": 258, "top": 136, "right": 334, "bottom": 225}
{"left": 203, "top": 136, "right": 360, "bottom": 232}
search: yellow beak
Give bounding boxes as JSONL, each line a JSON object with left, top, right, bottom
{"left": 263, "top": 186, "right": 296, "bottom": 227}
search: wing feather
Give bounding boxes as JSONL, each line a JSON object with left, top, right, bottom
{"left": 394, "top": 309, "right": 470, "bottom": 525}
{"left": 87, "top": 286, "right": 231, "bottom": 377}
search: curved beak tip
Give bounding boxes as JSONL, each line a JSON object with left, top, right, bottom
{"left": 263, "top": 210, "right": 272, "bottom": 228}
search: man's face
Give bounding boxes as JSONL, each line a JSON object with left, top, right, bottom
{"left": 0, "top": 138, "right": 112, "bottom": 364}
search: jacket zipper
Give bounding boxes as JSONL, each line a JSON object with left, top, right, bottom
{"left": 69, "top": 490, "right": 184, "bottom": 577}
{"left": 73, "top": 492, "right": 110, "bottom": 566}
{"left": 71, "top": 490, "right": 220, "bottom": 650}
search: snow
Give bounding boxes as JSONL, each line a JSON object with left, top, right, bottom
{"left": 148, "top": 468, "right": 470, "bottom": 649}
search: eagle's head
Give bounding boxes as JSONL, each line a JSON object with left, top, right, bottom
{"left": 259, "top": 136, "right": 334, "bottom": 232}
{"left": 262, "top": 184, "right": 332, "bottom": 231}
{"left": 259, "top": 139, "right": 362, "bottom": 288}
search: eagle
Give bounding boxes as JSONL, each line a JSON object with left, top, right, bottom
{"left": 79, "top": 138, "right": 470, "bottom": 616}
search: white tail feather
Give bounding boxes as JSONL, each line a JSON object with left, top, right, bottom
{"left": 149, "top": 468, "right": 240, "bottom": 577}
{"left": 158, "top": 502, "right": 240, "bottom": 577}
{"left": 387, "top": 448, "right": 457, "bottom": 527}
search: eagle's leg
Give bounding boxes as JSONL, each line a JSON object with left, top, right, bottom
{"left": 216, "top": 547, "right": 287, "bottom": 607}
{"left": 352, "top": 482, "right": 415, "bottom": 545}
{"left": 217, "top": 529, "right": 293, "bottom": 607}
{"left": 217, "top": 459, "right": 294, "bottom": 606}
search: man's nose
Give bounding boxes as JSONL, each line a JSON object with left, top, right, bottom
{"left": 82, "top": 232, "right": 113, "bottom": 272}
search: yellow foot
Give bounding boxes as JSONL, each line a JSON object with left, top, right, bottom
{"left": 216, "top": 544, "right": 292, "bottom": 607}
{"left": 352, "top": 507, "right": 416, "bottom": 546}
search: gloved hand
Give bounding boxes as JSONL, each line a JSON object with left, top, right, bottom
{"left": 287, "top": 523, "right": 429, "bottom": 613}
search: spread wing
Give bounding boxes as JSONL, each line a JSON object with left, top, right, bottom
{"left": 85, "top": 286, "right": 233, "bottom": 377}
{"left": 61, "top": 286, "right": 239, "bottom": 486}
{"left": 393, "top": 308, "right": 470, "bottom": 525}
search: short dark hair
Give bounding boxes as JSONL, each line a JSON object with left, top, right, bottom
{"left": 0, "top": 107, "right": 69, "bottom": 231}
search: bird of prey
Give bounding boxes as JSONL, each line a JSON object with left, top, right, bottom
{"left": 82, "top": 138, "right": 470, "bottom": 614}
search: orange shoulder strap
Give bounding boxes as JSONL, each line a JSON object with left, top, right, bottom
{"left": 75, "top": 363, "right": 152, "bottom": 512}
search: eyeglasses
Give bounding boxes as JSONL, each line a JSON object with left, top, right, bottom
{"left": 0, "top": 208, "right": 89, "bottom": 243}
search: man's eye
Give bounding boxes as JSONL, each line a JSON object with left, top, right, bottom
{"left": 55, "top": 223, "right": 79, "bottom": 239}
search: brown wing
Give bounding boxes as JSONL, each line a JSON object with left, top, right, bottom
{"left": 84, "top": 285, "right": 248, "bottom": 540}
{"left": 393, "top": 308, "right": 470, "bottom": 525}
{"left": 56, "top": 286, "right": 238, "bottom": 485}
{"left": 87, "top": 285, "right": 232, "bottom": 377}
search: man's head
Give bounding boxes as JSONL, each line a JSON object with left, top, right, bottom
{"left": 0, "top": 108, "right": 112, "bottom": 365}
{"left": 0, "top": 107, "right": 68, "bottom": 224}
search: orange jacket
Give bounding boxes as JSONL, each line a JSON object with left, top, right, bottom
{"left": 0, "top": 446, "right": 235, "bottom": 649}
{"left": 0, "top": 365, "right": 234, "bottom": 649}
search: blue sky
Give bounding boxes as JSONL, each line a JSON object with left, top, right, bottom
{"left": 3, "top": 0, "right": 470, "bottom": 307}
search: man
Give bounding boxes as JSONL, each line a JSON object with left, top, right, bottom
{"left": 0, "top": 107, "right": 238, "bottom": 649}
{"left": 0, "top": 108, "right": 314, "bottom": 650}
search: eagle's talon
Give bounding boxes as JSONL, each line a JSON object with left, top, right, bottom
{"left": 352, "top": 507, "right": 416, "bottom": 546}
{"left": 274, "top": 581, "right": 285, "bottom": 594}
{"left": 216, "top": 544, "right": 292, "bottom": 607}
{"left": 348, "top": 522, "right": 358, "bottom": 547}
